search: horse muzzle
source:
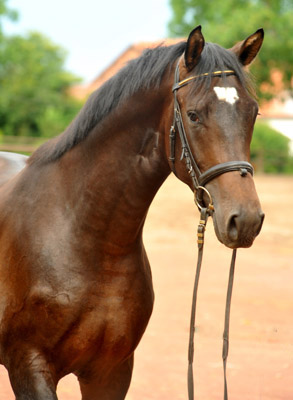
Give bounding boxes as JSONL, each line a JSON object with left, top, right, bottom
{"left": 207, "top": 173, "right": 265, "bottom": 249}
{"left": 223, "top": 208, "right": 265, "bottom": 248}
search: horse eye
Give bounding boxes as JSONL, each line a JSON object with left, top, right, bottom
{"left": 187, "top": 111, "right": 200, "bottom": 123}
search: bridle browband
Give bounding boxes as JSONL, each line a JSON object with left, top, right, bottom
{"left": 172, "top": 69, "right": 236, "bottom": 91}
{"left": 170, "top": 61, "right": 254, "bottom": 400}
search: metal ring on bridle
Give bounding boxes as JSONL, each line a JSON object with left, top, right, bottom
{"left": 194, "top": 185, "right": 214, "bottom": 212}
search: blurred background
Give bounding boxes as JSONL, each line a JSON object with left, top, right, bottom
{"left": 0, "top": 0, "right": 292, "bottom": 173}
{"left": 0, "top": 1, "right": 292, "bottom": 399}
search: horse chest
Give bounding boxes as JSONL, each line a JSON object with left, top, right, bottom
{"left": 44, "top": 275, "right": 154, "bottom": 373}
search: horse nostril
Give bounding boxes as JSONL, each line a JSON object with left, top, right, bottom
{"left": 227, "top": 211, "right": 265, "bottom": 245}
{"left": 227, "top": 213, "right": 239, "bottom": 242}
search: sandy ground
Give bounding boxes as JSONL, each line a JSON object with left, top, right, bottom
{"left": 0, "top": 174, "right": 292, "bottom": 399}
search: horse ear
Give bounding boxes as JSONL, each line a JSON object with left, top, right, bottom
{"left": 184, "top": 25, "right": 205, "bottom": 71}
{"left": 231, "top": 28, "right": 264, "bottom": 66}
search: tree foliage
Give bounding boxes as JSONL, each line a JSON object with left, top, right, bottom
{"left": 0, "top": 32, "right": 82, "bottom": 137}
{"left": 251, "top": 122, "right": 293, "bottom": 173}
{"left": 168, "top": 0, "right": 293, "bottom": 99}
{"left": 0, "top": 1, "right": 82, "bottom": 138}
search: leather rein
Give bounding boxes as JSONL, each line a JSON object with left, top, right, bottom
{"left": 170, "top": 61, "right": 254, "bottom": 400}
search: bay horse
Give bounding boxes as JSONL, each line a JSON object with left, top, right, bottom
{"left": 0, "top": 26, "right": 264, "bottom": 399}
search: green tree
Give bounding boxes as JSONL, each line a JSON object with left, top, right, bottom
{"left": 251, "top": 122, "right": 293, "bottom": 173}
{"left": 168, "top": 0, "right": 293, "bottom": 99}
{"left": 0, "top": 0, "right": 82, "bottom": 138}
{"left": 0, "top": 32, "right": 82, "bottom": 137}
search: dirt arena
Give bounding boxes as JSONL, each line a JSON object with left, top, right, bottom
{"left": 0, "top": 174, "right": 292, "bottom": 399}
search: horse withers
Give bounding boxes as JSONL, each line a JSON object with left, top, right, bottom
{"left": 0, "top": 26, "right": 264, "bottom": 399}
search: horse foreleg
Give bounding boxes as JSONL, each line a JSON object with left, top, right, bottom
{"left": 77, "top": 354, "right": 134, "bottom": 400}
{"left": 7, "top": 350, "right": 58, "bottom": 400}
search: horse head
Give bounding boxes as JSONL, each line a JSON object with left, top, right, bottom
{"left": 166, "top": 26, "right": 265, "bottom": 249}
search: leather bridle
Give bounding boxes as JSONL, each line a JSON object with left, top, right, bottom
{"left": 170, "top": 60, "right": 254, "bottom": 209}
{"left": 170, "top": 60, "right": 254, "bottom": 400}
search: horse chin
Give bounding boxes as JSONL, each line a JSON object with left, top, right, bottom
{"left": 219, "top": 234, "right": 255, "bottom": 249}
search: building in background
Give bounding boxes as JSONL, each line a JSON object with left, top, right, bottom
{"left": 260, "top": 69, "right": 293, "bottom": 152}
{"left": 70, "top": 39, "right": 182, "bottom": 99}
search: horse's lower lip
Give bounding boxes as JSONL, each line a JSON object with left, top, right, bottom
{"left": 215, "top": 233, "right": 255, "bottom": 249}
{"left": 224, "top": 237, "right": 255, "bottom": 249}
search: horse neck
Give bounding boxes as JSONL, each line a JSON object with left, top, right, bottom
{"left": 61, "top": 88, "right": 171, "bottom": 252}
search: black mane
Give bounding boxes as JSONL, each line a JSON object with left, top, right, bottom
{"left": 29, "top": 41, "right": 251, "bottom": 165}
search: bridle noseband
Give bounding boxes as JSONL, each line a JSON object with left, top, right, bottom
{"left": 170, "top": 61, "right": 254, "bottom": 400}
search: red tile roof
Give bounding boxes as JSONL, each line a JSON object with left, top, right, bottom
{"left": 70, "top": 39, "right": 183, "bottom": 99}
